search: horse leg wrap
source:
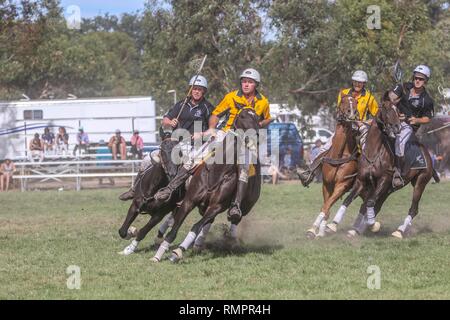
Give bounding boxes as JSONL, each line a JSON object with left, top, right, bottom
{"left": 158, "top": 214, "right": 173, "bottom": 236}
{"left": 333, "top": 205, "right": 347, "bottom": 225}
{"left": 353, "top": 213, "right": 368, "bottom": 234}
{"left": 318, "top": 220, "right": 327, "bottom": 237}
{"left": 313, "top": 212, "right": 326, "bottom": 228}
{"left": 194, "top": 223, "right": 212, "bottom": 247}
{"left": 153, "top": 240, "right": 170, "bottom": 261}
{"left": 366, "top": 207, "right": 376, "bottom": 225}
{"left": 229, "top": 224, "right": 238, "bottom": 239}
{"left": 180, "top": 231, "right": 197, "bottom": 251}
{"left": 398, "top": 215, "right": 412, "bottom": 233}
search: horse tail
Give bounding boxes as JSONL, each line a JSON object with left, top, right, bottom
{"left": 432, "top": 168, "right": 440, "bottom": 183}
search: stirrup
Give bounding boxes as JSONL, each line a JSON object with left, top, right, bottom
{"left": 392, "top": 171, "right": 405, "bottom": 189}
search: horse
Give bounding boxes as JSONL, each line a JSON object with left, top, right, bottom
{"left": 305, "top": 94, "right": 360, "bottom": 239}
{"left": 334, "top": 92, "right": 436, "bottom": 239}
{"left": 417, "top": 116, "right": 450, "bottom": 175}
{"left": 117, "top": 138, "right": 183, "bottom": 255}
{"left": 151, "top": 107, "right": 262, "bottom": 263}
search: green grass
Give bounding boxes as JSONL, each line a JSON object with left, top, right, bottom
{"left": 1, "top": 181, "right": 450, "bottom": 299}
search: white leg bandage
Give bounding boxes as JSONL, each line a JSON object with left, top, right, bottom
{"left": 158, "top": 213, "right": 173, "bottom": 235}
{"left": 179, "top": 231, "right": 197, "bottom": 250}
{"left": 313, "top": 212, "right": 326, "bottom": 228}
{"left": 153, "top": 240, "right": 170, "bottom": 261}
{"left": 398, "top": 215, "right": 412, "bottom": 233}
{"left": 333, "top": 205, "right": 347, "bottom": 224}
{"left": 229, "top": 224, "right": 238, "bottom": 239}
{"left": 195, "top": 223, "right": 212, "bottom": 247}
{"left": 366, "top": 207, "right": 376, "bottom": 225}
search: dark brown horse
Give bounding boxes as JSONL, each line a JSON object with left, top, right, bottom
{"left": 151, "top": 107, "right": 262, "bottom": 263}
{"left": 305, "top": 95, "right": 360, "bottom": 239}
{"left": 337, "top": 93, "right": 436, "bottom": 239}
{"left": 117, "top": 138, "right": 183, "bottom": 255}
{"left": 417, "top": 115, "right": 450, "bottom": 174}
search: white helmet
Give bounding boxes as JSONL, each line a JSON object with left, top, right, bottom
{"left": 189, "top": 75, "right": 208, "bottom": 89}
{"left": 413, "top": 65, "right": 431, "bottom": 79}
{"left": 351, "top": 70, "right": 368, "bottom": 83}
{"left": 240, "top": 68, "right": 261, "bottom": 83}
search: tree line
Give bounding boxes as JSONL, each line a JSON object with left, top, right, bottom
{"left": 1, "top": 0, "right": 449, "bottom": 116}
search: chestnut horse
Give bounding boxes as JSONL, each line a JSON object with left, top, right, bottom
{"left": 306, "top": 95, "right": 360, "bottom": 239}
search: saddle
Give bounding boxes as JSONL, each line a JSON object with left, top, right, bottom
{"left": 404, "top": 137, "right": 428, "bottom": 171}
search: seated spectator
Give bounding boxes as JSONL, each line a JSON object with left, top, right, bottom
{"left": 267, "top": 163, "right": 287, "bottom": 185}
{"left": 73, "top": 127, "right": 90, "bottom": 156}
{"left": 29, "top": 133, "right": 44, "bottom": 162}
{"left": 56, "top": 126, "right": 69, "bottom": 156}
{"left": 0, "top": 159, "right": 16, "bottom": 192}
{"left": 130, "top": 130, "right": 144, "bottom": 159}
{"left": 42, "top": 127, "right": 55, "bottom": 155}
{"left": 108, "top": 129, "right": 127, "bottom": 160}
{"left": 283, "top": 147, "right": 295, "bottom": 170}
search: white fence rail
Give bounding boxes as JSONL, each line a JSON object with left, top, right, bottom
{"left": 12, "top": 159, "right": 143, "bottom": 192}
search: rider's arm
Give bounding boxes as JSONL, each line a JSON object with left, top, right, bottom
{"left": 368, "top": 95, "right": 379, "bottom": 118}
{"left": 259, "top": 101, "right": 272, "bottom": 128}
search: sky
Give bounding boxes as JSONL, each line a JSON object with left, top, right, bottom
{"left": 59, "top": 0, "right": 147, "bottom": 18}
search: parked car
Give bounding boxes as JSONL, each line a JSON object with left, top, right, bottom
{"left": 302, "top": 127, "right": 333, "bottom": 145}
{"left": 264, "top": 122, "right": 304, "bottom": 169}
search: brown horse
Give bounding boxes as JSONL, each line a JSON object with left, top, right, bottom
{"left": 338, "top": 93, "right": 436, "bottom": 239}
{"left": 117, "top": 138, "right": 183, "bottom": 255}
{"left": 305, "top": 95, "right": 360, "bottom": 239}
{"left": 151, "top": 107, "right": 262, "bottom": 263}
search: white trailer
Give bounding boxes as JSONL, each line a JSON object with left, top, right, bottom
{"left": 0, "top": 96, "right": 158, "bottom": 159}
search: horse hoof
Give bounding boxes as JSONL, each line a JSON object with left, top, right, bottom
{"left": 192, "top": 244, "right": 204, "bottom": 254}
{"left": 306, "top": 229, "right": 317, "bottom": 240}
{"left": 125, "top": 226, "right": 138, "bottom": 240}
{"left": 370, "top": 221, "right": 381, "bottom": 233}
{"left": 392, "top": 230, "right": 403, "bottom": 239}
{"left": 169, "top": 248, "right": 183, "bottom": 263}
{"left": 326, "top": 223, "right": 337, "bottom": 233}
{"left": 346, "top": 230, "right": 358, "bottom": 239}
{"left": 118, "top": 245, "right": 135, "bottom": 256}
{"left": 150, "top": 256, "right": 160, "bottom": 263}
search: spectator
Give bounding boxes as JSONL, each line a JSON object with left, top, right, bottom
{"left": 130, "top": 130, "right": 144, "bottom": 159}
{"left": 29, "top": 133, "right": 44, "bottom": 162}
{"left": 0, "top": 159, "right": 16, "bottom": 192}
{"left": 42, "top": 127, "right": 55, "bottom": 155}
{"left": 73, "top": 127, "right": 90, "bottom": 156}
{"left": 108, "top": 129, "right": 127, "bottom": 160}
{"left": 283, "top": 147, "right": 294, "bottom": 170}
{"left": 56, "top": 127, "right": 69, "bottom": 156}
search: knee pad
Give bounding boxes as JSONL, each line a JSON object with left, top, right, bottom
{"left": 150, "top": 150, "right": 161, "bottom": 165}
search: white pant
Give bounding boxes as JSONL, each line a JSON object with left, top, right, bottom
{"left": 395, "top": 122, "right": 413, "bottom": 157}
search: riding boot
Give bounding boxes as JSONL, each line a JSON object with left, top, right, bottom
{"left": 119, "top": 187, "right": 135, "bottom": 201}
{"left": 228, "top": 180, "right": 247, "bottom": 223}
{"left": 154, "top": 166, "right": 191, "bottom": 202}
{"left": 297, "top": 151, "right": 326, "bottom": 187}
{"left": 119, "top": 170, "right": 141, "bottom": 201}
{"left": 392, "top": 156, "right": 405, "bottom": 188}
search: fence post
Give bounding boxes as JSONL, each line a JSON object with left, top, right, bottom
{"left": 76, "top": 161, "right": 81, "bottom": 191}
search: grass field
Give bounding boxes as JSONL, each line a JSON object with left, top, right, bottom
{"left": 1, "top": 181, "right": 450, "bottom": 300}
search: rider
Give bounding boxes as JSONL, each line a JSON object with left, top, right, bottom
{"left": 153, "top": 68, "right": 272, "bottom": 222}
{"left": 297, "top": 70, "right": 379, "bottom": 187}
{"left": 118, "top": 75, "right": 214, "bottom": 200}
{"left": 388, "top": 65, "right": 434, "bottom": 188}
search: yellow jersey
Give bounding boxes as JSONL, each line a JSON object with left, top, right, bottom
{"left": 337, "top": 88, "right": 379, "bottom": 121}
{"left": 212, "top": 89, "right": 271, "bottom": 131}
